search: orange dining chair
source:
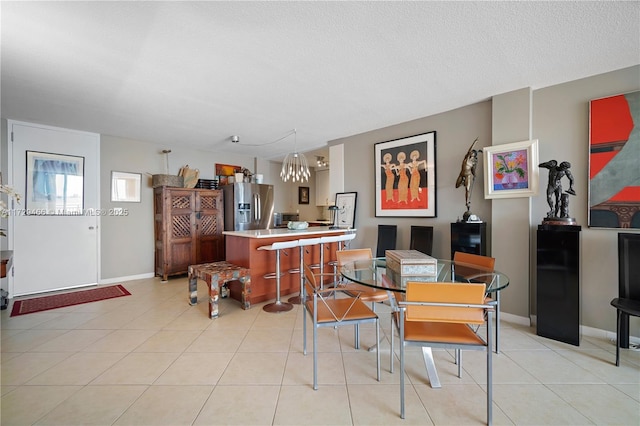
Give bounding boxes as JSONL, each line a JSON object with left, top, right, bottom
{"left": 453, "top": 251, "right": 500, "bottom": 352}
{"left": 302, "top": 263, "right": 380, "bottom": 390}
{"left": 336, "top": 248, "right": 392, "bottom": 368}
{"left": 397, "top": 282, "right": 494, "bottom": 424}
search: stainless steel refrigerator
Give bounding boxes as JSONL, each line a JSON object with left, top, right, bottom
{"left": 222, "top": 182, "right": 275, "bottom": 231}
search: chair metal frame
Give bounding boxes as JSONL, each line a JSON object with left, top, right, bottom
{"left": 336, "top": 248, "right": 392, "bottom": 369}
{"left": 398, "top": 282, "right": 494, "bottom": 424}
{"left": 323, "top": 233, "right": 356, "bottom": 287}
{"left": 453, "top": 251, "right": 500, "bottom": 353}
{"left": 302, "top": 263, "right": 380, "bottom": 390}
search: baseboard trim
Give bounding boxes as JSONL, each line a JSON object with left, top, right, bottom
{"left": 501, "top": 311, "right": 531, "bottom": 327}
{"left": 527, "top": 314, "right": 640, "bottom": 345}
{"left": 100, "top": 272, "right": 155, "bottom": 285}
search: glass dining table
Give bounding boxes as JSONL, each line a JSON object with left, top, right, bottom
{"left": 340, "top": 257, "right": 509, "bottom": 388}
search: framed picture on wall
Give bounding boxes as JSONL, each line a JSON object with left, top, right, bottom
{"left": 298, "top": 186, "right": 310, "bottom": 204}
{"left": 335, "top": 192, "right": 357, "bottom": 228}
{"left": 483, "top": 139, "right": 539, "bottom": 199}
{"left": 111, "top": 171, "right": 141, "bottom": 202}
{"left": 374, "top": 131, "right": 437, "bottom": 217}
{"left": 588, "top": 90, "right": 640, "bottom": 229}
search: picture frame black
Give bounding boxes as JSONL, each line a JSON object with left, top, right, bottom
{"left": 335, "top": 192, "right": 357, "bottom": 228}
{"left": 374, "top": 131, "right": 436, "bottom": 217}
{"left": 298, "top": 186, "right": 310, "bottom": 204}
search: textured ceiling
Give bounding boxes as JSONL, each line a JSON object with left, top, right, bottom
{"left": 1, "top": 1, "right": 639, "bottom": 161}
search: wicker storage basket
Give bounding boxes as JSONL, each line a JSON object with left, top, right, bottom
{"left": 152, "top": 174, "right": 184, "bottom": 188}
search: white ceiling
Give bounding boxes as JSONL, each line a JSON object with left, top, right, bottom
{"left": 1, "top": 1, "right": 639, "bottom": 161}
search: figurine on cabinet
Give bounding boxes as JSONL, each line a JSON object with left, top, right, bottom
{"left": 539, "top": 159, "right": 577, "bottom": 224}
{"left": 455, "top": 138, "right": 483, "bottom": 222}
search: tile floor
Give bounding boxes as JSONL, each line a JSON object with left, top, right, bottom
{"left": 1, "top": 276, "right": 639, "bottom": 425}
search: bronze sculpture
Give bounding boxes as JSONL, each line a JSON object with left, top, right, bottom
{"left": 539, "top": 159, "right": 576, "bottom": 222}
{"left": 455, "top": 138, "right": 482, "bottom": 221}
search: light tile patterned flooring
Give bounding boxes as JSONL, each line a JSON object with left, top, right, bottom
{"left": 1, "top": 276, "right": 639, "bottom": 425}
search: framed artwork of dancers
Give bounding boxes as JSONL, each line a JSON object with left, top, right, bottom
{"left": 374, "top": 131, "right": 436, "bottom": 217}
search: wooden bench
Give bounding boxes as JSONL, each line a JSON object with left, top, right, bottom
{"left": 188, "top": 261, "right": 251, "bottom": 318}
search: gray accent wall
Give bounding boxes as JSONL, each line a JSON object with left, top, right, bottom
{"left": 531, "top": 66, "right": 640, "bottom": 334}
{"left": 334, "top": 65, "right": 640, "bottom": 336}
{"left": 491, "top": 87, "right": 533, "bottom": 320}
{"left": 339, "top": 100, "right": 494, "bottom": 261}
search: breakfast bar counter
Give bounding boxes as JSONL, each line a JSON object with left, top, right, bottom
{"left": 223, "top": 227, "right": 354, "bottom": 306}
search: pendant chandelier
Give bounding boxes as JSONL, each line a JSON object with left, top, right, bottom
{"left": 280, "top": 129, "right": 310, "bottom": 182}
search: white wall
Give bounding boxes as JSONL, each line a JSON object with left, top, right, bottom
{"left": 99, "top": 134, "right": 260, "bottom": 280}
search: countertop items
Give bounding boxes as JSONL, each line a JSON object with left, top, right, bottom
{"left": 223, "top": 226, "right": 354, "bottom": 239}
{"left": 287, "top": 221, "right": 309, "bottom": 230}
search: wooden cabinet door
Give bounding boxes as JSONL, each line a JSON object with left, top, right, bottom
{"left": 195, "top": 190, "right": 225, "bottom": 264}
{"left": 166, "top": 188, "right": 197, "bottom": 276}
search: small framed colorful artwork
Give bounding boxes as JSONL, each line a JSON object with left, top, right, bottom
{"left": 483, "top": 139, "right": 539, "bottom": 199}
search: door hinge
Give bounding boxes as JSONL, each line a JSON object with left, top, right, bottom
{"left": 10, "top": 131, "right": 14, "bottom": 142}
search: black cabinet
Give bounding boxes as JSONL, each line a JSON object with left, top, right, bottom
{"left": 536, "top": 224, "right": 581, "bottom": 345}
{"left": 450, "top": 222, "right": 487, "bottom": 259}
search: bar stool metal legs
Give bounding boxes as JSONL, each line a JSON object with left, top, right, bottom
{"left": 258, "top": 240, "right": 298, "bottom": 313}
{"left": 288, "top": 237, "right": 321, "bottom": 304}
{"left": 324, "top": 233, "right": 356, "bottom": 287}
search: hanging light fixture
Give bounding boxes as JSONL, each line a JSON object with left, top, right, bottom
{"left": 280, "top": 129, "right": 310, "bottom": 182}
{"left": 316, "top": 156, "right": 329, "bottom": 168}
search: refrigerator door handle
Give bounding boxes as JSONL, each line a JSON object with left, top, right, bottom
{"left": 254, "top": 193, "right": 261, "bottom": 221}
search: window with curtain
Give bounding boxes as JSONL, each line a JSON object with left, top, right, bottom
{"left": 27, "top": 151, "right": 84, "bottom": 215}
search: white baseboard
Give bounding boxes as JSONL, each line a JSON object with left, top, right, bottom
{"left": 99, "top": 272, "right": 155, "bottom": 285}
{"left": 501, "top": 311, "right": 531, "bottom": 327}
{"left": 527, "top": 314, "right": 640, "bottom": 345}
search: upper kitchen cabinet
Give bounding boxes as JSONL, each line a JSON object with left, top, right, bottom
{"left": 315, "top": 169, "right": 330, "bottom": 206}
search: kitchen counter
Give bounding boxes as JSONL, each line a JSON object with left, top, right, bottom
{"left": 223, "top": 226, "right": 352, "bottom": 238}
{"left": 223, "top": 227, "right": 356, "bottom": 306}
{"left": 308, "top": 221, "right": 333, "bottom": 226}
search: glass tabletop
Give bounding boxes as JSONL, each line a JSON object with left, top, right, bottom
{"left": 340, "top": 257, "right": 509, "bottom": 294}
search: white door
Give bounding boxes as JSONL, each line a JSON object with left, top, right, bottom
{"left": 8, "top": 121, "right": 99, "bottom": 296}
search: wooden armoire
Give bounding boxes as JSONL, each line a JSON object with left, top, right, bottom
{"left": 154, "top": 187, "right": 225, "bottom": 281}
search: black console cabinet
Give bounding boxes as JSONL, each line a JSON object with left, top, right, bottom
{"left": 450, "top": 222, "right": 487, "bottom": 259}
{"left": 536, "top": 224, "right": 581, "bottom": 346}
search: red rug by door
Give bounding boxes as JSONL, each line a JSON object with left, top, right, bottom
{"left": 10, "top": 285, "right": 131, "bottom": 317}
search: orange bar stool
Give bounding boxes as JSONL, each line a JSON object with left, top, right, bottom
{"left": 258, "top": 240, "right": 299, "bottom": 313}
{"left": 288, "top": 237, "right": 322, "bottom": 304}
